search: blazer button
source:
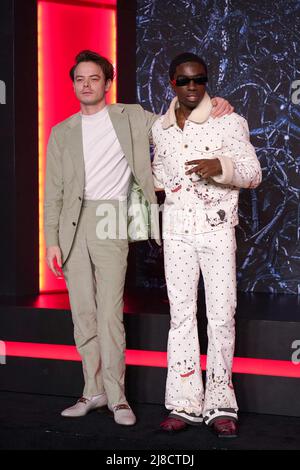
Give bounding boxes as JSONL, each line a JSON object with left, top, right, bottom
{"left": 72, "top": 222, "right": 76, "bottom": 226}
{"left": 78, "top": 196, "right": 82, "bottom": 201}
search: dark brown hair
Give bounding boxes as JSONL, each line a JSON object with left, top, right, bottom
{"left": 69, "top": 50, "right": 114, "bottom": 82}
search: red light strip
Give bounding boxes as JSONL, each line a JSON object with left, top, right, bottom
{"left": 38, "top": 0, "right": 117, "bottom": 292}
{"left": 39, "top": 0, "right": 116, "bottom": 9}
{"left": 3, "top": 342, "right": 300, "bottom": 378}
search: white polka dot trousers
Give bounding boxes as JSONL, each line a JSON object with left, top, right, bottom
{"left": 164, "top": 228, "right": 238, "bottom": 425}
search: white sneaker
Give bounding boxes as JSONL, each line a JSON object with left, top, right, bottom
{"left": 109, "top": 403, "right": 136, "bottom": 426}
{"left": 61, "top": 393, "right": 108, "bottom": 417}
{"left": 169, "top": 409, "right": 203, "bottom": 426}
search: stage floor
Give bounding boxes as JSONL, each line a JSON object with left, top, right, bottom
{"left": 1, "top": 390, "right": 300, "bottom": 450}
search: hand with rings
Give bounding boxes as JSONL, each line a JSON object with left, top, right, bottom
{"left": 185, "top": 158, "right": 222, "bottom": 179}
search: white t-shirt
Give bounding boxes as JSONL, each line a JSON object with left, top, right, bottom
{"left": 81, "top": 106, "right": 132, "bottom": 200}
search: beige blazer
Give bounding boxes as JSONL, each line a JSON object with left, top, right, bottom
{"left": 44, "top": 104, "right": 160, "bottom": 265}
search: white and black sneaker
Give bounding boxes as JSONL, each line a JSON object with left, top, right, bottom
{"left": 169, "top": 410, "right": 203, "bottom": 426}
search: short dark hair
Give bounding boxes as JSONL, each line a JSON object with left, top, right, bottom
{"left": 169, "top": 52, "right": 208, "bottom": 80}
{"left": 69, "top": 50, "right": 114, "bottom": 82}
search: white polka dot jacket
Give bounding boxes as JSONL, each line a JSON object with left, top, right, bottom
{"left": 151, "top": 93, "right": 262, "bottom": 237}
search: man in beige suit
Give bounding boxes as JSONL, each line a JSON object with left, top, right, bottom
{"left": 44, "top": 50, "right": 232, "bottom": 426}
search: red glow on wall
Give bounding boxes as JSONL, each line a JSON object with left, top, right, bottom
{"left": 4, "top": 342, "right": 300, "bottom": 378}
{"left": 38, "top": 0, "right": 117, "bottom": 293}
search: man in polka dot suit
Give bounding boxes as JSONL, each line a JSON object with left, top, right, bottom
{"left": 152, "top": 52, "right": 262, "bottom": 437}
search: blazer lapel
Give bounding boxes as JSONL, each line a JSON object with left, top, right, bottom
{"left": 65, "top": 106, "right": 135, "bottom": 189}
{"left": 67, "top": 114, "right": 85, "bottom": 189}
{"left": 108, "top": 104, "right": 135, "bottom": 177}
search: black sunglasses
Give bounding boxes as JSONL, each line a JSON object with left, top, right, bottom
{"left": 171, "top": 76, "right": 208, "bottom": 87}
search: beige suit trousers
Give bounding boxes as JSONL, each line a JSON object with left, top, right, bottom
{"left": 62, "top": 199, "right": 129, "bottom": 406}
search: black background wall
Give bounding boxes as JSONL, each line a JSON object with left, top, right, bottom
{"left": 0, "top": 0, "right": 39, "bottom": 296}
{"left": 0, "top": 0, "right": 299, "bottom": 297}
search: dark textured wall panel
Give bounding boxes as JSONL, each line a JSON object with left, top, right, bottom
{"left": 135, "top": 0, "right": 300, "bottom": 293}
